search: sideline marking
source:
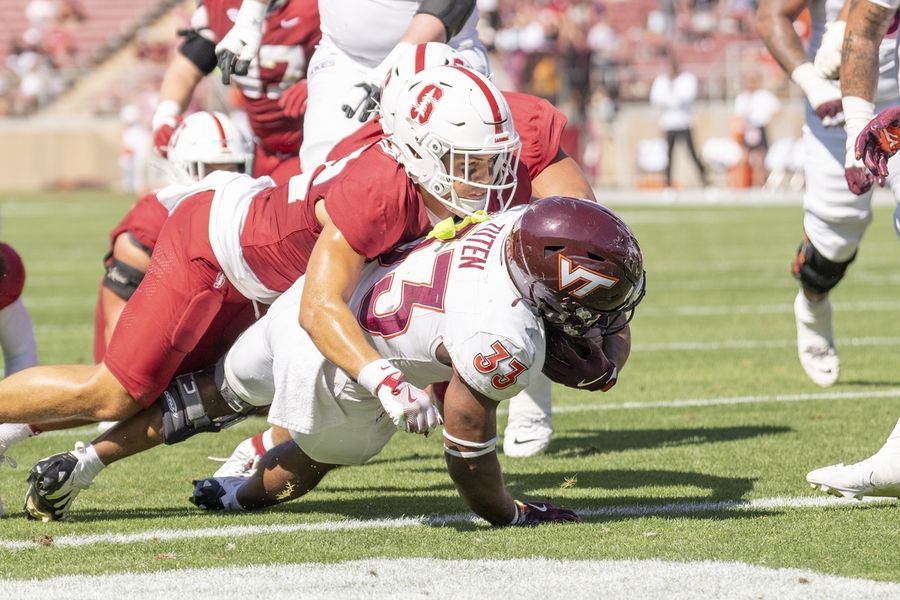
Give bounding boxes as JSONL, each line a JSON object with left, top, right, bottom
{"left": 0, "top": 495, "right": 893, "bottom": 551}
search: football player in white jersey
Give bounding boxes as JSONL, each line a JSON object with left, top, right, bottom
{"left": 757, "top": 0, "right": 900, "bottom": 387}
{"left": 184, "top": 197, "right": 643, "bottom": 524}
{"left": 304, "top": 0, "right": 486, "bottom": 169}
{"left": 800, "top": 0, "right": 900, "bottom": 500}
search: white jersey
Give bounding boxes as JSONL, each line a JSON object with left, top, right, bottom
{"left": 318, "top": 0, "right": 482, "bottom": 68}
{"left": 807, "top": 0, "right": 898, "bottom": 111}
{"left": 223, "top": 207, "right": 545, "bottom": 447}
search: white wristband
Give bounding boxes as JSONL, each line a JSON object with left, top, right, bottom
{"left": 843, "top": 96, "right": 876, "bottom": 162}
{"left": 790, "top": 62, "right": 822, "bottom": 96}
{"left": 357, "top": 358, "right": 395, "bottom": 397}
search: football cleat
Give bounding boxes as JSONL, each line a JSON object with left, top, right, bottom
{"left": 210, "top": 435, "right": 264, "bottom": 478}
{"left": 24, "top": 442, "right": 93, "bottom": 522}
{"left": 794, "top": 291, "right": 839, "bottom": 387}
{"left": 190, "top": 476, "right": 246, "bottom": 511}
{"left": 807, "top": 419, "right": 900, "bottom": 499}
{"left": 503, "top": 415, "right": 553, "bottom": 458}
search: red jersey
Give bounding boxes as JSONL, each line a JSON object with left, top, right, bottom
{"left": 194, "top": 0, "right": 320, "bottom": 154}
{"left": 241, "top": 142, "right": 431, "bottom": 291}
{"left": 326, "top": 91, "right": 568, "bottom": 208}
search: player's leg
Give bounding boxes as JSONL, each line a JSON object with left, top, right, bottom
{"left": 503, "top": 372, "right": 553, "bottom": 458}
{"left": 792, "top": 125, "right": 873, "bottom": 386}
{"left": 212, "top": 425, "right": 293, "bottom": 478}
{"left": 299, "top": 39, "right": 370, "bottom": 169}
{"left": 807, "top": 417, "right": 900, "bottom": 499}
{"left": 664, "top": 129, "right": 676, "bottom": 187}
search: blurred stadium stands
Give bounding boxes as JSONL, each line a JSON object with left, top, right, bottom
{"left": 0, "top": 0, "right": 809, "bottom": 192}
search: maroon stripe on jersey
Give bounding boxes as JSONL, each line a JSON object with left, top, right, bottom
{"left": 208, "top": 112, "right": 229, "bottom": 149}
{"left": 415, "top": 44, "right": 426, "bottom": 73}
{"left": 450, "top": 66, "right": 503, "bottom": 134}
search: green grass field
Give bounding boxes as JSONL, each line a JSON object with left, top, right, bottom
{"left": 1, "top": 192, "right": 899, "bottom": 595}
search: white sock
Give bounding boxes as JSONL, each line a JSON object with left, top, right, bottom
{"left": 0, "top": 423, "right": 38, "bottom": 449}
{"left": 77, "top": 443, "right": 107, "bottom": 483}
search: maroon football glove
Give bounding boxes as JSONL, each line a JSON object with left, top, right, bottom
{"left": 854, "top": 106, "right": 900, "bottom": 182}
{"left": 542, "top": 327, "right": 618, "bottom": 392}
{"left": 278, "top": 80, "right": 309, "bottom": 120}
{"left": 844, "top": 166, "right": 875, "bottom": 196}
{"left": 813, "top": 98, "right": 844, "bottom": 128}
{"left": 152, "top": 116, "right": 182, "bottom": 158}
{"left": 513, "top": 500, "right": 580, "bottom": 526}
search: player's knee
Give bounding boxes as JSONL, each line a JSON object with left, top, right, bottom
{"left": 160, "top": 363, "right": 263, "bottom": 445}
{"left": 791, "top": 236, "right": 855, "bottom": 294}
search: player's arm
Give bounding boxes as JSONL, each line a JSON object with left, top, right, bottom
{"left": 299, "top": 219, "right": 440, "bottom": 435}
{"left": 152, "top": 7, "right": 217, "bottom": 155}
{"left": 442, "top": 369, "right": 579, "bottom": 526}
{"left": 343, "top": 0, "right": 478, "bottom": 121}
{"left": 531, "top": 149, "right": 596, "bottom": 202}
{"left": 757, "top": 0, "right": 844, "bottom": 124}
{"left": 839, "top": 0, "right": 895, "bottom": 191}
{"left": 215, "top": 0, "right": 268, "bottom": 83}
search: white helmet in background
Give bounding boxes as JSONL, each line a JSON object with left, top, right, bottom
{"left": 166, "top": 111, "right": 252, "bottom": 183}
{"left": 379, "top": 42, "right": 470, "bottom": 136}
{"left": 390, "top": 65, "right": 520, "bottom": 217}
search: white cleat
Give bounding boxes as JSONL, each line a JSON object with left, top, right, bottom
{"left": 211, "top": 435, "right": 263, "bottom": 478}
{"left": 794, "top": 291, "right": 839, "bottom": 387}
{"left": 503, "top": 416, "right": 553, "bottom": 458}
{"left": 807, "top": 419, "right": 900, "bottom": 499}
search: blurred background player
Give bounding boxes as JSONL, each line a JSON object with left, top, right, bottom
{"left": 649, "top": 55, "right": 709, "bottom": 195}
{"left": 0, "top": 240, "right": 37, "bottom": 516}
{"left": 152, "top": 0, "right": 320, "bottom": 184}
{"left": 757, "top": 0, "right": 900, "bottom": 387}
{"left": 95, "top": 110, "right": 253, "bottom": 362}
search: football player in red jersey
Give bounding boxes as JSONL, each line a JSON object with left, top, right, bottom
{"left": 0, "top": 241, "right": 37, "bottom": 516}
{"left": 152, "top": 0, "right": 320, "bottom": 184}
{"left": 0, "top": 65, "right": 521, "bottom": 520}
{"left": 94, "top": 111, "right": 253, "bottom": 363}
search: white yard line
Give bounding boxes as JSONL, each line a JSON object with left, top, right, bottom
{"left": 3, "top": 558, "right": 900, "bottom": 599}
{"left": 547, "top": 388, "right": 900, "bottom": 414}
{"left": 632, "top": 336, "right": 900, "bottom": 352}
{"left": 640, "top": 300, "right": 900, "bottom": 317}
{"left": 0, "top": 495, "right": 893, "bottom": 552}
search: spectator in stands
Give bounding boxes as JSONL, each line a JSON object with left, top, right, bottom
{"left": 650, "top": 54, "right": 708, "bottom": 190}
{"left": 734, "top": 71, "right": 781, "bottom": 187}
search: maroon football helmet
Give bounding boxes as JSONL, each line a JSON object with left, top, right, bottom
{"left": 505, "top": 196, "right": 645, "bottom": 336}
{"left": 542, "top": 327, "right": 618, "bottom": 391}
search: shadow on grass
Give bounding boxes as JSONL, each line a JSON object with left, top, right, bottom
{"left": 547, "top": 425, "right": 792, "bottom": 458}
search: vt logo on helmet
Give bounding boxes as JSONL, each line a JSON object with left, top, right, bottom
{"left": 390, "top": 64, "right": 521, "bottom": 218}
{"left": 505, "top": 196, "right": 646, "bottom": 336}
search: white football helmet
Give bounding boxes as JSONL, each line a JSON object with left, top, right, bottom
{"left": 390, "top": 65, "right": 520, "bottom": 217}
{"left": 166, "top": 111, "right": 252, "bottom": 183}
{"left": 379, "top": 42, "right": 470, "bottom": 136}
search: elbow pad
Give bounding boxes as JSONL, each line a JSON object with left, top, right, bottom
{"left": 416, "top": 0, "right": 477, "bottom": 40}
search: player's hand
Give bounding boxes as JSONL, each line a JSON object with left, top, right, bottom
{"left": 512, "top": 500, "right": 580, "bottom": 526}
{"left": 151, "top": 101, "right": 182, "bottom": 157}
{"left": 376, "top": 370, "right": 443, "bottom": 434}
{"left": 855, "top": 106, "right": 900, "bottom": 181}
{"left": 341, "top": 41, "right": 413, "bottom": 122}
{"left": 215, "top": 0, "right": 266, "bottom": 84}
{"left": 278, "top": 80, "right": 309, "bottom": 119}
{"left": 791, "top": 63, "right": 843, "bottom": 127}
{"left": 542, "top": 328, "right": 618, "bottom": 392}
{"left": 844, "top": 165, "right": 875, "bottom": 195}
{"left": 341, "top": 82, "right": 381, "bottom": 122}
{"left": 813, "top": 98, "right": 844, "bottom": 128}
{"left": 814, "top": 20, "right": 845, "bottom": 80}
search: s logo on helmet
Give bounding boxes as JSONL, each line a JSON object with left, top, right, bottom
{"left": 410, "top": 84, "right": 444, "bottom": 125}
{"left": 558, "top": 255, "right": 618, "bottom": 298}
